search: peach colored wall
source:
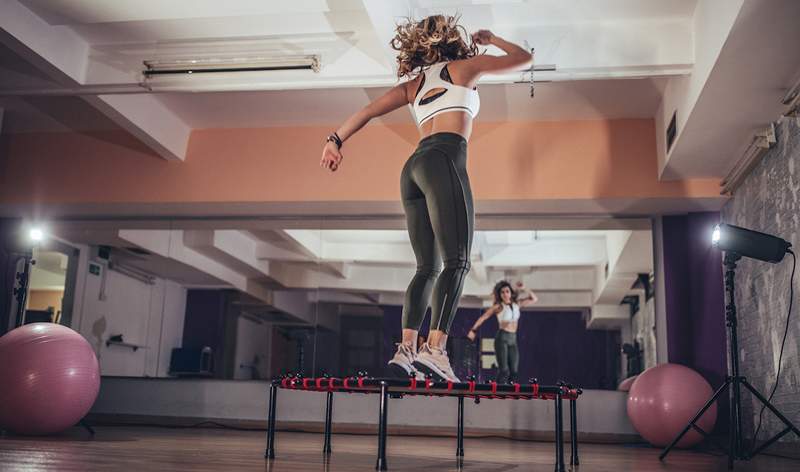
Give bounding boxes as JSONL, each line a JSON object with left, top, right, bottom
{"left": 0, "top": 119, "right": 719, "bottom": 206}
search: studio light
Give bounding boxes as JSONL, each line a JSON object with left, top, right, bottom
{"left": 711, "top": 223, "right": 791, "bottom": 263}
{"left": 663, "top": 222, "right": 798, "bottom": 464}
{"left": 29, "top": 227, "right": 44, "bottom": 243}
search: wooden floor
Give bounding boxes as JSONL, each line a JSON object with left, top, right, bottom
{"left": 1, "top": 426, "right": 798, "bottom": 471}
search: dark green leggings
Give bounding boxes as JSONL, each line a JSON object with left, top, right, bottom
{"left": 400, "top": 132, "right": 474, "bottom": 335}
{"left": 495, "top": 330, "right": 519, "bottom": 383}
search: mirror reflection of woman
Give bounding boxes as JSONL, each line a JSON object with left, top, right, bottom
{"left": 468, "top": 280, "right": 538, "bottom": 383}
{"left": 320, "top": 15, "right": 532, "bottom": 382}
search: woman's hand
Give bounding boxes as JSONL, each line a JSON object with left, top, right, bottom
{"left": 320, "top": 141, "right": 343, "bottom": 172}
{"left": 471, "top": 29, "right": 495, "bottom": 46}
{"left": 467, "top": 329, "right": 477, "bottom": 341}
{"left": 515, "top": 280, "right": 525, "bottom": 290}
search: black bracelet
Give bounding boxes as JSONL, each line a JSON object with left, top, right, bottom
{"left": 326, "top": 132, "right": 343, "bottom": 149}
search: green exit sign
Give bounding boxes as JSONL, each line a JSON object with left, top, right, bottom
{"left": 89, "top": 262, "right": 101, "bottom": 276}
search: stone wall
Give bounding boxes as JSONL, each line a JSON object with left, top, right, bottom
{"left": 721, "top": 116, "right": 800, "bottom": 447}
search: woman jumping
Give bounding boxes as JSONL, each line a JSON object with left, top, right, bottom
{"left": 321, "top": 15, "right": 532, "bottom": 381}
{"left": 468, "top": 280, "right": 538, "bottom": 383}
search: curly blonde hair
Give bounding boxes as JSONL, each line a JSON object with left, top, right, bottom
{"left": 390, "top": 14, "right": 478, "bottom": 79}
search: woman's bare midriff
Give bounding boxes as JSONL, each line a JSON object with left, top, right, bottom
{"left": 418, "top": 110, "right": 473, "bottom": 140}
{"left": 498, "top": 320, "right": 518, "bottom": 333}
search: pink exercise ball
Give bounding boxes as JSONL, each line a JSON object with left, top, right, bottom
{"left": 0, "top": 323, "right": 100, "bottom": 435}
{"left": 617, "top": 375, "right": 638, "bottom": 392}
{"left": 627, "top": 363, "right": 717, "bottom": 448}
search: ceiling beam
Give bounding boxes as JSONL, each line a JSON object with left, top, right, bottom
{"left": 84, "top": 94, "right": 189, "bottom": 161}
{"left": 19, "top": 0, "right": 363, "bottom": 24}
{"left": 0, "top": 0, "right": 190, "bottom": 161}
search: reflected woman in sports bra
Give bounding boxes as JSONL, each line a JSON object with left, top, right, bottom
{"left": 468, "top": 280, "right": 539, "bottom": 383}
{"left": 320, "top": 15, "right": 532, "bottom": 382}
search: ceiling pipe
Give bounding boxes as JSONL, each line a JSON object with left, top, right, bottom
{"left": 0, "top": 64, "right": 694, "bottom": 97}
{"left": 0, "top": 65, "right": 568, "bottom": 97}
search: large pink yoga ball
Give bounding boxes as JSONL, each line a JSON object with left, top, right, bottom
{"left": 617, "top": 375, "right": 638, "bottom": 392}
{"left": 627, "top": 363, "right": 717, "bottom": 448}
{"left": 0, "top": 323, "right": 100, "bottom": 435}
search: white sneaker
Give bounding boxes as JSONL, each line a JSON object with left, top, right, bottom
{"left": 413, "top": 343, "right": 460, "bottom": 382}
{"left": 387, "top": 343, "right": 424, "bottom": 379}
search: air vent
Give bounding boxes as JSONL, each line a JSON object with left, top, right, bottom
{"left": 125, "top": 247, "right": 152, "bottom": 256}
{"left": 666, "top": 111, "right": 677, "bottom": 152}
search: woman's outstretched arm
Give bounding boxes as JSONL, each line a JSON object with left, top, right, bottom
{"left": 320, "top": 81, "right": 412, "bottom": 172}
{"left": 468, "top": 305, "right": 500, "bottom": 340}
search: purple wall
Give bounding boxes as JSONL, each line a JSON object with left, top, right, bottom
{"left": 381, "top": 305, "right": 620, "bottom": 389}
{"left": 662, "top": 212, "right": 728, "bottom": 429}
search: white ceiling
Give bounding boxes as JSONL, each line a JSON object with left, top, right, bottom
{"left": 2, "top": 0, "right": 798, "bottom": 182}
{"left": 20, "top": 1, "right": 698, "bottom": 28}
{"left": 0, "top": 0, "right": 692, "bottom": 141}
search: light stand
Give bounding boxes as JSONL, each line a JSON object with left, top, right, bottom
{"left": 660, "top": 251, "right": 800, "bottom": 469}
{"left": 12, "top": 252, "right": 34, "bottom": 328}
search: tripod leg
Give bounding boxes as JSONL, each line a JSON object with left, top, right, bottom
{"left": 660, "top": 378, "right": 730, "bottom": 461}
{"left": 741, "top": 380, "right": 800, "bottom": 446}
{"left": 79, "top": 419, "right": 95, "bottom": 436}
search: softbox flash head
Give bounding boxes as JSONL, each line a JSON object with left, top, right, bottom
{"left": 712, "top": 223, "right": 792, "bottom": 263}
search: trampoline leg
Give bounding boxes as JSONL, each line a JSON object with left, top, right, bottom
{"left": 570, "top": 399, "right": 579, "bottom": 466}
{"left": 265, "top": 383, "right": 278, "bottom": 459}
{"left": 376, "top": 381, "right": 389, "bottom": 471}
{"left": 554, "top": 393, "right": 565, "bottom": 472}
{"left": 323, "top": 390, "right": 333, "bottom": 455}
{"left": 457, "top": 396, "right": 465, "bottom": 458}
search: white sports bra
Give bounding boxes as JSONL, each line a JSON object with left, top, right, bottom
{"left": 497, "top": 303, "right": 520, "bottom": 323}
{"left": 411, "top": 62, "right": 480, "bottom": 127}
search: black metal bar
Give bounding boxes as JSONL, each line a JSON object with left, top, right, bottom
{"left": 732, "top": 378, "right": 743, "bottom": 461}
{"left": 690, "top": 424, "right": 711, "bottom": 438}
{"left": 554, "top": 392, "right": 565, "bottom": 472}
{"left": 749, "top": 426, "right": 792, "bottom": 458}
{"left": 457, "top": 396, "right": 465, "bottom": 458}
{"left": 277, "top": 376, "right": 567, "bottom": 397}
{"left": 741, "top": 379, "right": 800, "bottom": 439}
{"left": 323, "top": 390, "right": 333, "bottom": 455}
{"left": 376, "top": 381, "right": 389, "bottom": 471}
{"left": 265, "top": 383, "right": 277, "bottom": 459}
{"left": 728, "top": 378, "right": 736, "bottom": 469}
{"left": 660, "top": 376, "right": 731, "bottom": 461}
{"left": 725, "top": 255, "right": 743, "bottom": 467}
{"left": 569, "top": 399, "right": 579, "bottom": 466}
